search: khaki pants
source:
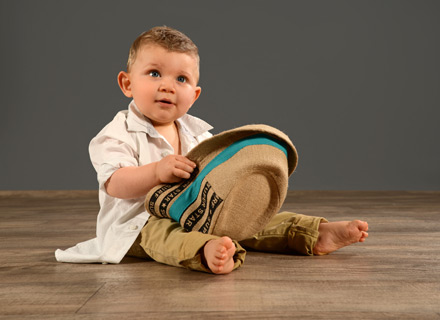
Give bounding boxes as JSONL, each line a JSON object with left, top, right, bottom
{"left": 127, "top": 211, "right": 327, "bottom": 273}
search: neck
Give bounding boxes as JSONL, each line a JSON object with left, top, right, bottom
{"left": 154, "top": 121, "right": 181, "bottom": 155}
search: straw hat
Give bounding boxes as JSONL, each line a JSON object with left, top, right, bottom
{"left": 145, "top": 124, "right": 298, "bottom": 241}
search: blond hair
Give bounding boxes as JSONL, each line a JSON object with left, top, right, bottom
{"left": 126, "top": 26, "right": 199, "bottom": 72}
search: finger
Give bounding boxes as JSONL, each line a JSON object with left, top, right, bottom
{"left": 174, "top": 161, "right": 196, "bottom": 175}
{"left": 172, "top": 168, "right": 192, "bottom": 180}
{"left": 175, "top": 155, "right": 197, "bottom": 168}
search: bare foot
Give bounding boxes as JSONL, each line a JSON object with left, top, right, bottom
{"left": 313, "top": 220, "right": 369, "bottom": 255}
{"left": 203, "top": 236, "right": 236, "bottom": 274}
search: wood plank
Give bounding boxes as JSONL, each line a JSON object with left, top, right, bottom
{"left": 77, "top": 278, "right": 439, "bottom": 314}
{"left": 0, "top": 191, "right": 439, "bottom": 319}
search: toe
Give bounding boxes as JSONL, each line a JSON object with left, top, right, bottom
{"left": 359, "top": 220, "right": 369, "bottom": 231}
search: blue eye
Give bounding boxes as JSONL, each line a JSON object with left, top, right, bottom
{"left": 149, "top": 70, "right": 160, "bottom": 77}
{"left": 177, "top": 76, "right": 186, "bottom": 83}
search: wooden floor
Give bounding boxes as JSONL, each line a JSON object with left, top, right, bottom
{"left": 0, "top": 190, "right": 439, "bottom": 319}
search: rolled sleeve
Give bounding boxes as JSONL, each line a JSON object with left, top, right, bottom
{"left": 90, "top": 135, "right": 139, "bottom": 188}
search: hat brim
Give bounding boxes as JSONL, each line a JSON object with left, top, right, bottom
{"left": 187, "top": 124, "right": 298, "bottom": 176}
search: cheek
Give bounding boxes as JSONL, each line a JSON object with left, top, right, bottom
{"left": 182, "top": 96, "right": 195, "bottom": 109}
{"left": 180, "top": 89, "right": 197, "bottom": 105}
{"left": 134, "top": 83, "right": 154, "bottom": 98}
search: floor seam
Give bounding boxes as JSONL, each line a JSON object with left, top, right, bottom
{"left": 75, "top": 282, "right": 106, "bottom": 314}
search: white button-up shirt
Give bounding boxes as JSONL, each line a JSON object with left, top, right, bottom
{"left": 55, "top": 100, "right": 213, "bottom": 264}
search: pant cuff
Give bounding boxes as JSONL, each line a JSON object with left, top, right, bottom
{"left": 288, "top": 217, "right": 328, "bottom": 255}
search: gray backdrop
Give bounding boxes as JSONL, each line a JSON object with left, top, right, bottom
{"left": 1, "top": 0, "right": 439, "bottom": 190}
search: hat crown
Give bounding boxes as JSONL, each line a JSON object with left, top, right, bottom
{"left": 145, "top": 124, "right": 298, "bottom": 240}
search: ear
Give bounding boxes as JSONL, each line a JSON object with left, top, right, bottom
{"left": 192, "top": 86, "right": 202, "bottom": 104}
{"left": 117, "top": 71, "right": 133, "bottom": 98}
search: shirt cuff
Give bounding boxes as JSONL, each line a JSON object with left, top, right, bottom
{"left": 97, "top": 161, "right": 133, "bottom": 189}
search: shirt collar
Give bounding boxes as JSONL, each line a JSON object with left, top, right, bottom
{"left": 125, "top": 100, "right": 213, "bottom": 138}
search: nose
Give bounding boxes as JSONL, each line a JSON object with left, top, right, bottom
{"left": 159, "top": 77, "right": 175, "bottom": 93}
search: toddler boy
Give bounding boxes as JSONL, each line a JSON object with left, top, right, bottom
{"left": 55, "top": 26, "right": 368, "bottom": 274}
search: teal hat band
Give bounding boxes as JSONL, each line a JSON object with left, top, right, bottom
{"left": 169, "top": 134, "right": 288, "bottom": 223}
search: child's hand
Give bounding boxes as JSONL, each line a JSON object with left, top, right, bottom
{"left": 155, "top": 155, "right": 197, "bottom": 184}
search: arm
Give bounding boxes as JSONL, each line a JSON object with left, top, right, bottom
{"left": 105, "top": 155, "right": 196, "bottom": 199}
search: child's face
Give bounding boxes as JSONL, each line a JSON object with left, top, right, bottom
{"left": 118, "top": 44, "right": 201, "bottom": 127}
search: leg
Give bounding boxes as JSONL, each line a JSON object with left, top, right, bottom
{"left": 138, "top": 216, "right": 246, "bottom": 274}
{"left": 240, "top": 212, "right": 368, "bottom": 256}
{"left": 239, "top": 211, "right": 326, "bottom": 255}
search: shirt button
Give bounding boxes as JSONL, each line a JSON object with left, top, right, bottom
{"left": 161, "top": 151, "right": 171, "bottom": 158}
{"left": 129, "top": 225, "right": 139, "bottom": 231}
